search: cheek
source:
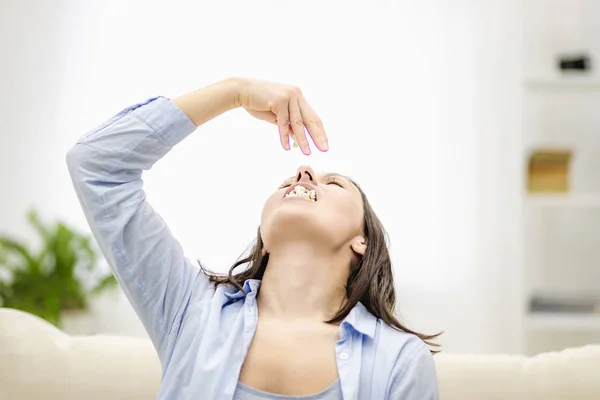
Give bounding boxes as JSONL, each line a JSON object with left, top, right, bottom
{"left": 326, "top": 201, "right": 363, "bottom": 233}
{"left": 260, "top": 193, "right": 282, "bottom": 230}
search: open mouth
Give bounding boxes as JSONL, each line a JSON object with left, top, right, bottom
{"left": 284, "top": 183, "right": 317, "bottom": 202}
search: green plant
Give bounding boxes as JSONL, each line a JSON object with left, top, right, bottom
{"left": 0, "top": 209, "right": 117, "bottom": 326}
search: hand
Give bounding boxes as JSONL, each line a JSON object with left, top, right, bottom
{"left": 235, "top": 78, "right": 328, "bottom": 155}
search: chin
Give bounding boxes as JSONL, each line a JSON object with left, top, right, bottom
{"left": 262, "top": 209, "right": 331, "bottom": 243}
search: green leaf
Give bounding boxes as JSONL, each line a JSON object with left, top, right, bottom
{"left": 91, "top": 274, "right": 118, "bottom": 294}
{"left": 0, "top": 236, "right": 37, "bottom": 273}
{"left": 0, "top": 208, "right": 115, "bottom": 327}
{"left": 28, "top": 209, "right": 50, "bottom": 242}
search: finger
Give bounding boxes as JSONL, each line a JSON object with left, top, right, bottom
{"left": 289, "top": 99, "right": 310, "bottom": 155}
{"left": 290, "top": 133, "right": 299, "bottom": 148}
{"left": 276, "top": 102, "right": 292, "bottom": 151}
{"left": 299, "top": 97, "right": 328, "bottom": 152}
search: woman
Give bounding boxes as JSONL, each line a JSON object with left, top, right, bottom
{"left": 66, "top": 77, "right": 440, "bottom": 400}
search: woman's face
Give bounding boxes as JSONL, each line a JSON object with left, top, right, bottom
{"left": 260, "top": 165, "right": 365, "bottom": 254}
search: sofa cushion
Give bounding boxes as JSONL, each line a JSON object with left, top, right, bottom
{"left": 1, "top": 308, "right": 599, "bottom": 400}
{"left": 0, "top": 308, "right": 160, "bottom": 400}
{"left": 436, "top": 345, "right": 600, "bottom": 400}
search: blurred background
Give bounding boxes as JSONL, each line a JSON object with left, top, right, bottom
{"left": 0, "top": 0, "right": 598, "bottom": 356}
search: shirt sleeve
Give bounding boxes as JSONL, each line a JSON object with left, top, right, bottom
{"left": 65, "top": 96, "right": 212, "bottom": 364}
{"left": 388, "top": 341, "right": 440, "bottom": 400}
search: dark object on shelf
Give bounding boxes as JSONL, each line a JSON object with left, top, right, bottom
{"left": 530, "top": 293, "right": 600, "bottom": 314}
{"left": 557, "top": 54, "right": 591, "bottom": 72}
{"left": 527, "top": 149, "right": 572, "bottom": 193}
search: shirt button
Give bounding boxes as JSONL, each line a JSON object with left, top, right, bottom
{"left": 340, "top": 352, "right": 348, "bottom": 360}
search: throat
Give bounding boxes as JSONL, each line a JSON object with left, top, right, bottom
{"left": 257, "top": 245, "right": 349, "bottom": 321}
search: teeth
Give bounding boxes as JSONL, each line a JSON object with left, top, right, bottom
{"left": 285, "top": 185, "right": 316, "bottom": 202}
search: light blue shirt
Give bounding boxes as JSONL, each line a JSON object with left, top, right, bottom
{"left": 66, "top": 96, "right": 439, "bottom": 400}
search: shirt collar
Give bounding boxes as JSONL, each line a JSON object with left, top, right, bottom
{"left": 342, "top": 301, "right": 377, "bottom": 339}
{"left": 224, "top": 279, "right": 377, "bottom": 338}
{"left": 223, "top": 279, "right": 261, "bottom": 300}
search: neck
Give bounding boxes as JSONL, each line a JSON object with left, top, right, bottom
{"left": 257, "top": 241, "right": 349, "bottom": 323}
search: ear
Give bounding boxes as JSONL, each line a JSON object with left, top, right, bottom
{"left": 261, "top": 247, "right": 268, "bottom": 257}
{"left": 351, "top": 236, "right": 367, "bottom": 256}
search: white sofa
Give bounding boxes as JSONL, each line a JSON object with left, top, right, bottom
{"left": 1, "top": 308, "right": 599, "bottom": 400}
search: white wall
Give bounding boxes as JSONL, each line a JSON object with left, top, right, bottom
{"left": 0, "top": 0, "right": 523, "bottom": 353}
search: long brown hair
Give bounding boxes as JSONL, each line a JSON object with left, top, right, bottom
{"left": 200, "top": 178, "right": 442, "bottom": 353}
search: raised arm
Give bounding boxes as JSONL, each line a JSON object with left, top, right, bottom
{"left": 66, "top": 77, "right": 328, "bottom": 364}
{"left": 66, "top": 79, "right": 246, "bottom": 363}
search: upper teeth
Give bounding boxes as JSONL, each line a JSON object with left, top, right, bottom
{"left": 285, "top": 185, "right": 316, "bottom": 201}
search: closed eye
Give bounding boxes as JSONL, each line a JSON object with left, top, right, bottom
{"left": 326, "top": 178, "right": 344, "bottom": 188}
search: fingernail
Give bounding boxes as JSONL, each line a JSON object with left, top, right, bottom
{"left": 321, "top": 141, "right": 329, "bottom": 151}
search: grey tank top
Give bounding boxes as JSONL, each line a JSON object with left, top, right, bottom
{"left": 233, "top": 379, "right": 343, "bottom": 400}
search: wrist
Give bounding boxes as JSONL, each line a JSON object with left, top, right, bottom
{"left": 173, "top": 78, "right": 245, "bottom": 127}
{"left": 224, "top": 76, "right": 247, "bottom": 109}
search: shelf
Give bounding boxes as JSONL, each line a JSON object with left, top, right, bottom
{"left": 525, "top": 194, "right": 600, "bottom": 208}
{"left": 526, "top": 313, "right": 600, "bottom": 331}
{"left": 524, "top": 77, "right": 600, "bottom": 91}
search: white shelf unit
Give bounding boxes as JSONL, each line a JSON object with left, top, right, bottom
{"left": 523, "top": 194, "right": 600, "bottom": 354}
{"left": 524, "top": 312, "right": 600, "bottom": 355}
{"left": 525, "top": 194, "right": 600, "bottom": 208}
{"left": 522, "top": 0, "right": 600, "bottom": 355}
{"left": 525, "top": 78, "right": 600, "bottom": 91}
{"left": 526, "top": 313, "right": 600, "bottom": 331}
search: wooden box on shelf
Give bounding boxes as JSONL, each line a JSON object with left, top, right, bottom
{"left": 527, "top": 149, "right": 573, "bottom": 193}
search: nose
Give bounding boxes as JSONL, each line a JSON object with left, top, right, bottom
{"left": 295, "top": 165, "right": 317, "bottom": 185}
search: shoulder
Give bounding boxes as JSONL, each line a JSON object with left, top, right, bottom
{"left": 375, "top": 320, "right": 428, "bottom": 359}
{"left": 374, "top": 322, "right": 439, "bottom": 398}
